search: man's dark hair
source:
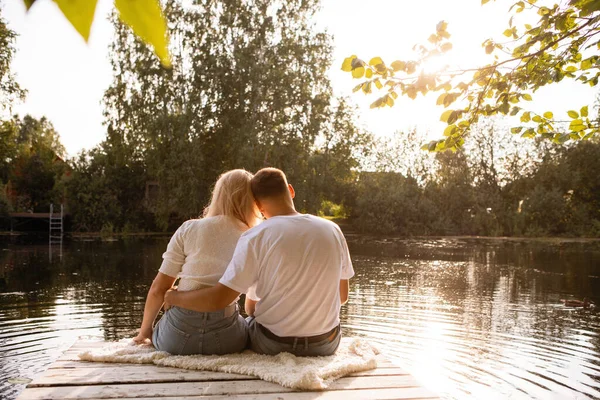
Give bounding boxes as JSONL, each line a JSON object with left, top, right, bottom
{"left": 251, "top": 168, "right": 288, "bottom": 200}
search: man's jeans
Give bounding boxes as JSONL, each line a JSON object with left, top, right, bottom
{"left": 152, "top": 304, "right": 247, "bottom": 355}
{"left": 246, "top": 317, "right": 341, "bottom": 357}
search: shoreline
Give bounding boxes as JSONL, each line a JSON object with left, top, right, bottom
{"left": 1, "top": 230, "right": 600, "bottom": 243}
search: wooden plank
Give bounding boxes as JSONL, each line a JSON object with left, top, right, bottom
{"left": 31, "top": 366, "right": 256, "bottom": 386}
{"left": 34, "top": 364, "right": 409, "bottom": 386}
{"left": 18, "top": 375, "right": 423, "bottom": 399}
{"left": 77, "top": 387, "right": 439, "bottom": 399}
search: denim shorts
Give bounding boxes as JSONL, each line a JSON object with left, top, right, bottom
{"left": 246, "top": 317, "right": 341, "bottom": 357}
{"left": 152, "top": 304, "right": 248, "bottom": 355}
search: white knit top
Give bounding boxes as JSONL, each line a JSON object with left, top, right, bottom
{"left": 159, "top": 215, "right": 250, "bottom": 291}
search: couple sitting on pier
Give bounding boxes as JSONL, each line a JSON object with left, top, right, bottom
{"left": 133, "top": 167, "right": 354, "bottom": 357}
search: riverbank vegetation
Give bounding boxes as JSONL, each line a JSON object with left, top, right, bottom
{"left": 1, "top": 2, "right": 599, "bottom": 238}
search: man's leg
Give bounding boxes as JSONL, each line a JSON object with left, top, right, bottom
{"left": 247, "top": 318, "right": 341, "bottom": 356}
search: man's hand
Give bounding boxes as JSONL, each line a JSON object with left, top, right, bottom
{"left": 164, "top": 288, "right": 178, "bottom": 311}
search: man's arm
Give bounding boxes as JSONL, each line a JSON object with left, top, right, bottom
{"left": 165, "top": 283, "right": 240, "bottom": 312}
{"left": 245, "top": 297, "right": 257, "bottom": 316}
{"left": 340, "top": 279, "right": 349, "bottom": 305}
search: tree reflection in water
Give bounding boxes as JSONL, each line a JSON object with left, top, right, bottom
{"left": 1, "top": 235, "right": 599, "bottom": 400}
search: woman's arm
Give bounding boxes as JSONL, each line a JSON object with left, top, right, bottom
{"left": 133, "top": 272, "right": 176, "bottom": 344}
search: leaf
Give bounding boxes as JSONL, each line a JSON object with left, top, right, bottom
{"left": 341, "top": 56, "right": 357, "bottom": 72}
{"left": 352, "top": 83, "right": 363, "bottom": 93}
{"left": 53, "top": 0, "right": 98, "bottom": 42}
{"left": 444, "top": 124, "right": 457, "bottom": 136}
{"left": 441, "top": 43, "right": 453, "bottom": 52}
{"left": 520, "top": 111, "right": 531, "bottom": 122}
{"left": 391, "top": 60, "right": 406, "bottom": 72}
{"left": 436, "top": 93, "right": 447, "bottom": 106}
{"left": 581, "top": 58, "right": 593, "bottom": 70}
{"left": 23, "top": 0, "right": 37, "bottom": 10}
{"left": 362, "top": 81, "right": 372, "bottom": 94}
{"left": 436, "top": 21, "right": 448, "bottom": 32}
{"left": 365, "top": 68, "right": 373, "bottom": 79}
{"left": 385, "top": 95, "right": 395, "bottom": 107}
{"left": 503, "top": 29, "right": 513, "bottom": 37}
{"left": 406, "top": 86, "right": 417, "bottom": 99}
{"left": 522, "top": 93, "right": 532, "bottom": 101}
{"left": 485, "top": 43, "right": 494, "bottom": 54}
{"left": 374, "top": 79, "right": 383, "bottom": 90}
{"left": 370, "top": 98, "right": 384, "bottom": 109}
{"left": 351, "top": 67, "right": 365, "bottom": 79}
{"left": 543, "top": 111, "right": 553, "bottom": 119}
{"left": 351, "top": 58, "right": 366, "bottom": 69}
{"left": 567, "top": 110, "right": 579, "bottom": 118}
{"left": 569, "top": 119, "right": 585, "bottom": 132}
{"left": 447, "top": 110, "right": 459, "bottom": 124}
{"left": 440, "top": 110, "right": 453, "bottom": 123}
{"left": 369, "top": 57, "right": 384, "bottom": 67}
{"left": 581, "top": 105, "right": 589, "bottom": 117}
{"left": 581, "top": 0, "right": 600, "bottom": 16}
{"left": 511, "top": 127, "right": 523, "bottom": 134}
{"left": 532, "top": 115, "right": 542, "bottom": 122}
{"left": 115, "top": 0, "right": 171, "bottom": 67}
{"left": 482, "top": 0, "right": 491, "bottom": 4}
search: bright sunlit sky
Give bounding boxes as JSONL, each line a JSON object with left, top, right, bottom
{"left": 1, "top": 0, "right": 597, "bottom": 156}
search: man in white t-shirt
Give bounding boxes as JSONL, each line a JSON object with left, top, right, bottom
{"left": 165, "top": 167, "right": 354, "bottom": 356}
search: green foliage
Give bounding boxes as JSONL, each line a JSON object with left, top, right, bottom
{"left": 100, "top": 222, "right": 115, "bottom": 239}
{"left": 99, "top": 0, "right": 366, "bottom": 226}
{"left": 355, "top": 122, "right": 600, "bottom": 237}
{"left": 0, "top": 184, "right": 12, "bottom": 218}
{"left": 0, "top": 11, "right": 26, "bottom": 112}
{"left": 318, "top": 200, "right": 347, "bottom": 219}
{"left": 22, "top": 0, "right": 171, "bottom": 67}
{"left": 1, "top": 115, "right": 67, "bottom": 212}
{"left": 342, "top": 0, "right": 600, "bottom": 151}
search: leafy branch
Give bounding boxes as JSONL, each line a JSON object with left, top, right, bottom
{"left": 22, "top": 0, "right": 171, "bottom": 67}
{"left": 342, "top": 0, "right": 600, "bottom": 151}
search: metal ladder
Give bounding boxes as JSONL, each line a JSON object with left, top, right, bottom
{"left": 49, "top": 204, "right": 63, "bottom": 261}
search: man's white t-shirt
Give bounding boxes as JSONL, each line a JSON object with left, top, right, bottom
{"left": 219, "top": 214, "right": 354, "bottom": 337}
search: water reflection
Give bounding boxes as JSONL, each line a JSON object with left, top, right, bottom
{"left": 1, "top": 235, "right": 599, "bottom": 399}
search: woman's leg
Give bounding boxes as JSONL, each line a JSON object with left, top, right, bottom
{"left": 152, "top": 307, "right": 191, "bottom": 355}
{"left": 198, "top": 311, "right": 248, "bottom": 355}
{"left": 154, "top": 305, "right": 248, "bottom": 355}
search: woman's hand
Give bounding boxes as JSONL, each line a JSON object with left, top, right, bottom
{"left": 133, "top": 326, "right": 153, "bottom": 344}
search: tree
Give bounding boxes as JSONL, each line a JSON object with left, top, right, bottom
{"left": 7, "top": 115, "right": 67, "bottom": 212}
{"left": 0, "top": 10, "right": 25, "bottom": 113}
{"left": 341, "top": 0, "right": 600, "bottom": 151}
{"left": 101, "top": 0, "right": 367, "bottom": 226}
{"left": 21, "top": 0, "right": 171, "bottom": 67}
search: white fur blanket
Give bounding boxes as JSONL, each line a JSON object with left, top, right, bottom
{"left": 78, "top": 337, "right": 379, "bottom": 391}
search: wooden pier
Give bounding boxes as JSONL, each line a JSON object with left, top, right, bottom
{"left": 17, "top": 340, "right": 440, "bottom": 400}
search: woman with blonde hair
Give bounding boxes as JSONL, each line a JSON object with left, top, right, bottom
{"left": 133, "top": 169, "right": 261, "bottom": 355}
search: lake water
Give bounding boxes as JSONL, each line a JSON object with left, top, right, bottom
{"left": 0, "top": 234, "right": 599, "bottom": 399}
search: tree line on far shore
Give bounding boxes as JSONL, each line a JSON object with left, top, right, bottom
{"left": 1, "top": 2, "right": 599, "bottom": 238}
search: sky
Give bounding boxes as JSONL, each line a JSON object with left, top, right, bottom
{"left": 1, "top": 0, "right": 597, "bottom": 156}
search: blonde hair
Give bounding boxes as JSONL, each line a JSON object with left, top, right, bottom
{"left": 203, "top": 169, "right": 261, "bottom": 228}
